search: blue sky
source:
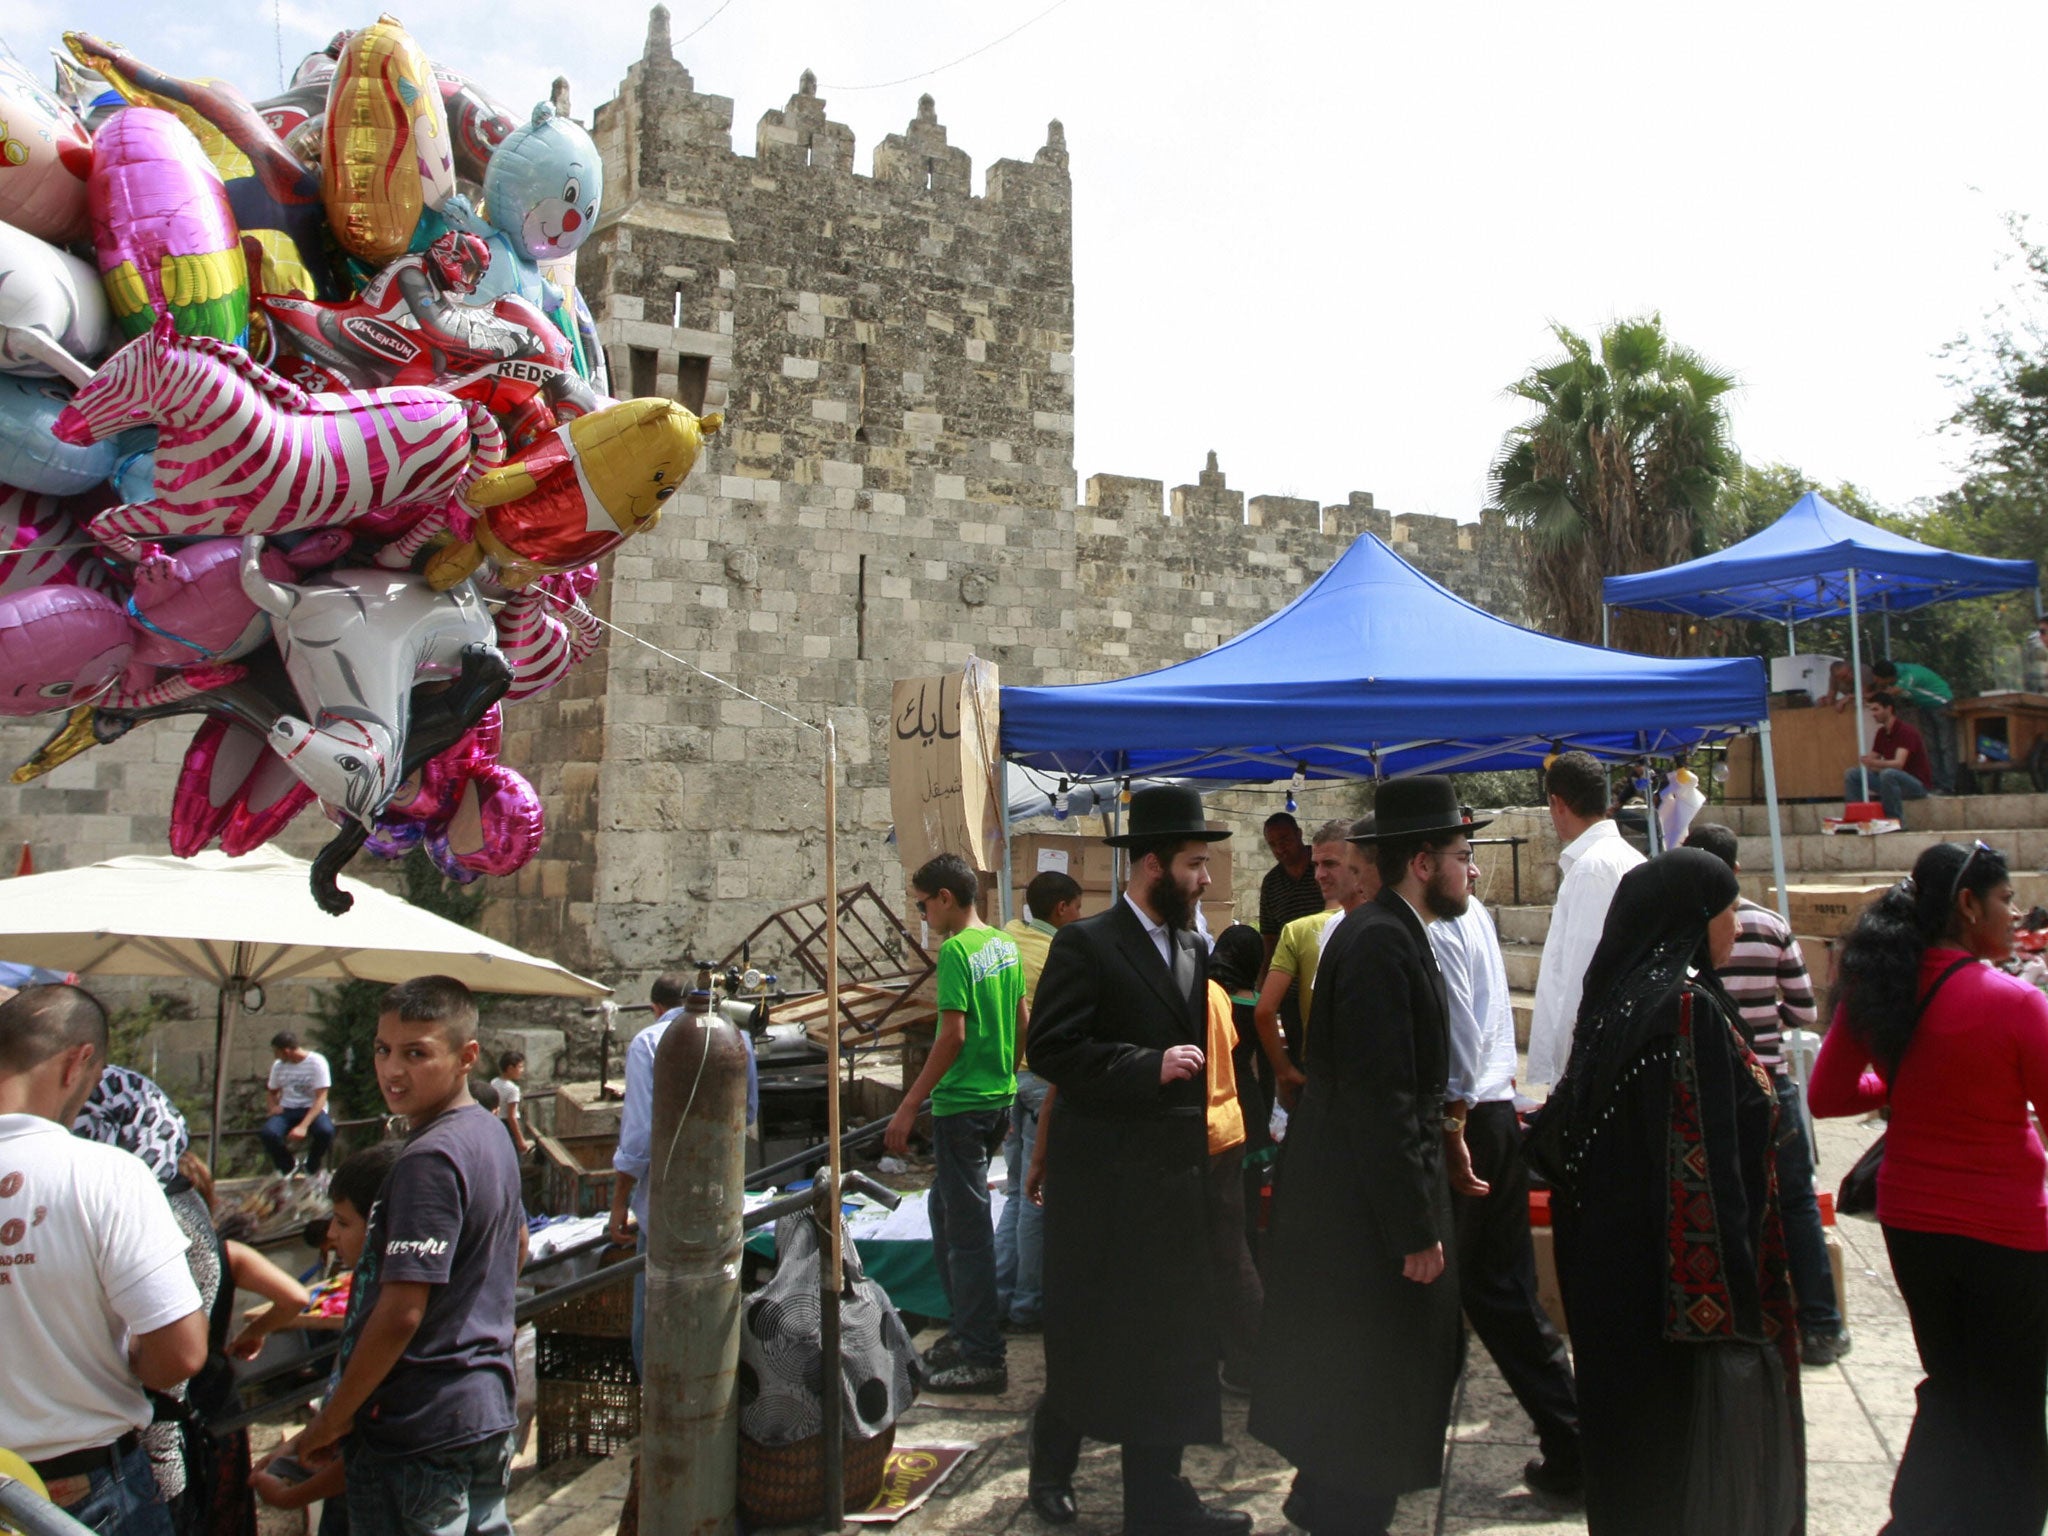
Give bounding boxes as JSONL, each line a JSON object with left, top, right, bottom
{"left": 13, "top": 0, "right": 2048, "bottom": 523}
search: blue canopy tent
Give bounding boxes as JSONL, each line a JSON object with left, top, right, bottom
{"left": 1601, "top": 491, "right": 2041, "bottom": 799}
{"left": 1000, "top": 530, "right": 1784, "bottom": 911}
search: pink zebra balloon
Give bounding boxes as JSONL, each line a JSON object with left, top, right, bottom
{"left": 495, "top": 582, "right": 600, "bottom": 701}
{"left": 49, "top": 314, "right": 505, "bottom": 563}
{"left": 0, "top": 487, "right": 108, "bottom": 596}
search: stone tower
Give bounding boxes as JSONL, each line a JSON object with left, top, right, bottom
{"left": 494, "top": 8, "right": 1079, "bottom": 971}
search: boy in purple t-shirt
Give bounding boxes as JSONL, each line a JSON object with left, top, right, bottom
{"left": 295, "top": 976, "right": 526, "bottom": 1536}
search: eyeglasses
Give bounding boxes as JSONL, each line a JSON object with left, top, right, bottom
{"left": 1948, "top": 840, "right": 1994, "bottom": 912}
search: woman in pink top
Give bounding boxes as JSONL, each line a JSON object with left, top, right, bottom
{"left": 1810, "top": 840, "right": 2048, "bottom": 1536}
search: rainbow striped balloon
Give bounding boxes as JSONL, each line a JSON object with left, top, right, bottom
{"left": 88, "top": 106, "right": 248, "bottom": 344}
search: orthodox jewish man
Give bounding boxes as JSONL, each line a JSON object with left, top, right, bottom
{"left": 1025, "top": 784, "right": 1249, "bottom": 1536}
{"left": 1251, "top": 775, "right": 1483, "bottom": 1536}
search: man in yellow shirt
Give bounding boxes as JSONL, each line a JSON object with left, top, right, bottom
{"left": 1255, "top": 817, "right": 1375, "bottom": 1108}
{"left": 995, "top": 871, "right": 1083, "bottom": 1330}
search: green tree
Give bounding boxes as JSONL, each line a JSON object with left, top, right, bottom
{"left": 1492, "top": 315, "right": 1739, "bottom": 651}
{"left": 310, "top": 848, "right": 490, "bottom": 1119}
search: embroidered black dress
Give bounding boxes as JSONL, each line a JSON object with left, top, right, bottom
{"left": 1535, "top": 850, "right": 1804, "bottom": 1536}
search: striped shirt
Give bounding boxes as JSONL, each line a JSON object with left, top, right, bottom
{"left": 1716, "top": 899, "right": 1816, "bottom": 1072}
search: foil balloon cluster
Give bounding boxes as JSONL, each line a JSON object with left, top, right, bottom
{"left": 0, "top": 16, "right": 726, "bottom": 913}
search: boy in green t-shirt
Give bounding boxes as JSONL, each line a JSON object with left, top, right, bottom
{"left": 885, "top": 853, "right": 1024, "bottom": 1393}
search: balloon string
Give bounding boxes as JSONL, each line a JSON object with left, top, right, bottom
{"left": 16, "top": 541, "right": 822, "bottom": 732}
{"left": 537, "top": 586, "right": 823, "bottom": 735}
{"left": 819, "top": 0, "right": 1072, "bottom": 92}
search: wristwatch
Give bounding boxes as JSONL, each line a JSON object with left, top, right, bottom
{"left": 1441, "top": 1112, "right": 1466, "bottom": 1134}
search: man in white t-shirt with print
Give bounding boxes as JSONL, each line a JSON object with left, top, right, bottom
{"left": 259, "top": 1029, "right": 334, "bottom": 1175}
{"left": 0, "top": 984, "right": 206, "bottom": 1534}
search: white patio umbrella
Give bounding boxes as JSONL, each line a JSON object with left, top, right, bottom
{"left": 0, "top": 844, "right": 609, "bottom": 1162}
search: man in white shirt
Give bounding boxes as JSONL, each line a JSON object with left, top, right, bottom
{"left": 259, "top": 1030, "right": 333, "bottom": 1175}
{"left": 0, "top": 984, "right": 206, "bottom": 1534}
{"left": 1433, "top": 839, "right": 1582, "bottom": 1503}
{"left": 1526, "top": 752, "right": 1645, "bottom": 1088}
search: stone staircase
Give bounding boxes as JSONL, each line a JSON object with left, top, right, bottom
{"left": 1485, "top": 791, "right": 2048, "bottom": 1048}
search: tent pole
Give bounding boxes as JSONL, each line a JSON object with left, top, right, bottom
{"left": 1758, "top": 715, "right": 1816, "bottom": 1149}
{"left": 1601, "top": 606, "right": 1610, "bottom": 648}
{"left": 1881, "top": 607, "right": 1892, "bottom": 658}
{"left": 997, "top": 769, "right": 1014, "bottom": 927}
{"left": 209, "top": 943, "right": 249, "bottom": 1171}
{"left": 1786, "top": 615, "right": 1796, "bottom": 654}
{"left": 1849, "top": 568, "right": 1870, "bottom": 803}
{"left": 820, "top": 721, "right": 844, "bottom": 1527}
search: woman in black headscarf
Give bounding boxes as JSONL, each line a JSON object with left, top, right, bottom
{"left": 1529, "top": 847, "right": 1803, "bottom": 1536}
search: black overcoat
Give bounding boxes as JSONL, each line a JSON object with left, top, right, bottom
{"left": 1028, "top": 898, "right": 1222, "bottom": 1447}
{"left": 1249, "top": 887, "right": 1465, "bottom": 1497}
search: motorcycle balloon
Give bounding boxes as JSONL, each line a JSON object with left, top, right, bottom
{"left": 88, "top": 107, "right": 248, "bottom": 343}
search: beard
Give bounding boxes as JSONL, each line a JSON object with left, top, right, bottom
{"left": 1150, "top": 870, "right": 1197, "bottom": 932}
{"left": 1423, "top": 862, "right": 1470, "bottom": 921}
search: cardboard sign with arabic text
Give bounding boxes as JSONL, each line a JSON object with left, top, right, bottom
{"left": 888, "top": 659, "right": 1002, "bottom": 876}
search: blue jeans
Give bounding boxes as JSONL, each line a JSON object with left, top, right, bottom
{"left": 1844, "top": 766, "right": 1926, "bottom": 820}
{"left": 928, "top": 1107, "right": 1006, "bottom": 1368}
{"left": 995, "top": 1071, "right": 1051, "bottom": 1325}
{"left": 344, "top": 1431, "right": 512, "bottom": 1536}
{"left": 260, "top": 1110, "right": 335, "bottom": 1174}
{"left": 1775, "top": 1074, "right": 1842, "bottom": 1333}
{"left": 61, "top": 1440, "right": 173, "bottom": 1536}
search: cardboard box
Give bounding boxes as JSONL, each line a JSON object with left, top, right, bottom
{"left": 1769, "top": 882, "right": 1892, "bottom": 939}
{"left": 1011, "top": 832, "right": 1118, "bottom": 891}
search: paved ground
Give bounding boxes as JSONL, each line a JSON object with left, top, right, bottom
{"left": 513, "top": 1107, "right": 1924, "bottom": 1535}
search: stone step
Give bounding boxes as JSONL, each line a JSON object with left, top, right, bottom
{"left": 1714, "top": 791, "right": 2048, "bottom": 840}
{"left": 1501, "top": 939, "right": 1542, "bottom": 993}
{"left": 1512, "top": 990, "right": 1534, "bottom": 1050}
{"left": 1493, "top": 904, "right": 1553, "bottom": 947}
{"left": 1745, "top": 867, "right": 2048, "bottom": 911}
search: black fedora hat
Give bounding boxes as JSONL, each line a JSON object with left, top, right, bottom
{"left": 1349, "top": 775, "right": 1491, "bottom": 843}
{"left": 1103, "top": 784, "right": 1231, "bottom": 848}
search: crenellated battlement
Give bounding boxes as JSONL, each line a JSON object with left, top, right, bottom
{"left": 593, "top": 5, "right": 1069, "bottom": 217}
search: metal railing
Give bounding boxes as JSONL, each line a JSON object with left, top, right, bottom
{"left": 1468, "top": 834, "right": 1530, "bottom": 905}
{"left": 0, "top": 1476, "right": 96, "bottom": 1536}
{"left": 209, "top": 1115, "right": 910, "bottom": 1436}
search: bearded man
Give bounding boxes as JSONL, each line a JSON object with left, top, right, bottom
{"left": 1250, "top": 775, "right": 1481, "bottom": 1536}
{"left": 1024, "top": 785, "right": 1248, "bottom": 1536}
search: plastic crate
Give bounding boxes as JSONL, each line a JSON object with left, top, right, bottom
{"left": 538, "top": 1376, "right": 639, "bottom": 1464}
{"left": 536, "top": 1329, "right": 637, "bottom": 1385}
{"left": 533, "top": 1246, "right": 636, "bottom": 1340}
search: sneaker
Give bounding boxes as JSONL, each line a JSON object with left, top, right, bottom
{"left": 1802, "top": 1327, "right": 1853, "bottom": 1367}
{"left": 921, "top": 1334, "right": 961, "bottom": 1371}
{"left": 923, "top": 1359, "right": 1007, "bottom": 1394}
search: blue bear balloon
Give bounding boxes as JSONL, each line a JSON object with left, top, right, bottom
{"left": 468, "top": 102, "right": 600, "bottom": 308}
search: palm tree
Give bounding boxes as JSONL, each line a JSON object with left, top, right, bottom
{"left": 1492, "top": 316, "right": 1738, "bottom": 652}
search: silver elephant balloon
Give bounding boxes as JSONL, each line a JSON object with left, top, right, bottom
{"left": 237, "top": 535, "right": 497, "bottom": 827}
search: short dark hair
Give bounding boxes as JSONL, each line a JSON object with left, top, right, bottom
{"left": 497, "top": 1049, "right": 525, "bottom": 1074}
{"left": 911, "top": 852, "right": 977, "bottom": 907}
{"left": 1024, "top": 871, "right": 1082, "bottom": 920}
{"left": 470, "top": 1078, "right": 500, "bottom": 1110}
{"left": 1868, "top": 690, "right": 1900, "bottom": 712}
{"left": 650, "top": 974, "right": 686, "bottom": 1010}
{"left": 1544, "top": 751, "right": 1607, "bottom": 820}
{"left": 1374, "top": 831, "right": 1459, "bottom": 886}
{"left": 1872, "top": 659, "right": 1899, "bottom": 681}
{"left": 379, "top": 975, "right": 478, "bottom": 1049}
{"left": 270, "top": 1030, "right": 299, "bottom": 1052}
{"left": 1263, "top": 812, "right": 1300, "bottom": 834}
{"left": 329, "top": 1139, "right": 402, "bottom": 1218}
{"left": 0, "top": 984, "right": 108, "bottom": 1075}
{"left": 1683, "top": 822, "right": 1740, "bottom": 872}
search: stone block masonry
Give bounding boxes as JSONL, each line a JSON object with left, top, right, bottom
{"left": 0, "top": 5, "right": 1528, "bottom": 1006}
